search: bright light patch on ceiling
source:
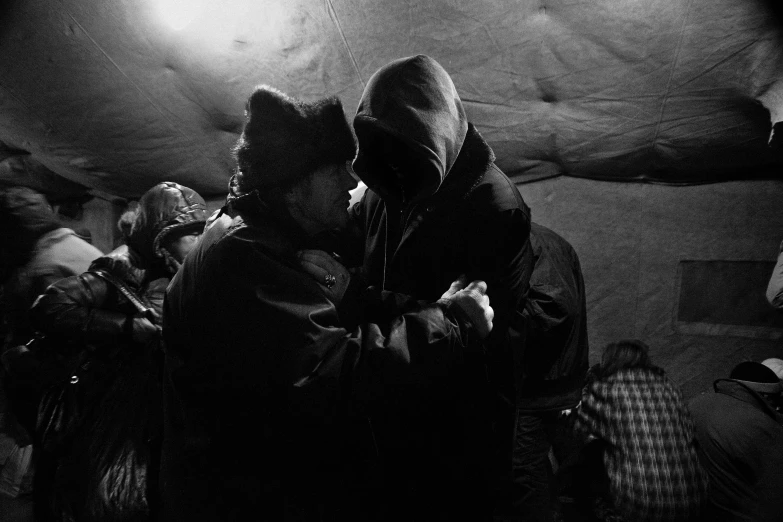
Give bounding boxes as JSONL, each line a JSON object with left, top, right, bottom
{"left": 158, "top": 0, "right": 208, "bottom": 30}
{"left": 157, "top": 0, "right": 287, "bottom": 49}
{"left": 162, "top": 0, "right": 289, "bottom": 51}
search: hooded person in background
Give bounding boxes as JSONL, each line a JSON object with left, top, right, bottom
{"left": 689, "top": 361, "right": 783, "bottom": 521}
{"left": 30, "top": 182, "right": 208, "bottom": 522}
{"left": 514, "top": 222, "right": 589, "bottom": 521}
{"left": 161, "top": 85, "right": 494, "bottom": 521}
{"left": 338, "top": 54, "right": 533, "bottom": 520}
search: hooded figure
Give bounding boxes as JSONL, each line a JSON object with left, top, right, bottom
{"left": 161, "top": 85, "right": 494, "bottom": 521}
{"left": 689, "top": 361, "right": 783, "bottom": 521}
{"left": 30, "top": 182, "right": 207, "bottom": 522}
{"left": 348, "top": 55, "right": 533, "bottom": 520}
{"left": 0, "top": 186, "right": 102, "bottom": 350}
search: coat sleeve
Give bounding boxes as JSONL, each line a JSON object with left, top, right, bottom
{"left": 30, "top": 272, "right": 130, "bottom": 344}
{"left": 180, "top": 237, "right": 485, "bottom": 424}
{"left": 280, "top": 280, "right": 483, "bottom": 420}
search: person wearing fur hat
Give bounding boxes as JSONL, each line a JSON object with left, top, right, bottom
{"left": 29, "top": 181, "right": 208, "bottom": 521}
{"left": 161, "top": 85, "right": 495, "bottom": 521}
{"left": 313, "top": 54, "right": 533, "bottom": 520}
{"left": 689, "top": 361, "right": 783, "bottom": 521}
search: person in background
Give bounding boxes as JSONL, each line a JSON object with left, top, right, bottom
{"left": 513, "top": 223, "right": 589, "bottom": 521}
{"left": 766, "top": 239, "right": 783, "bottom": 309}
{"left": 345, "top": 54, "right": 533, "bottom": 521}
{"left": 30, "top": 181, "right": 208, "bottom": 522}
{"left": 161, "top": 85, "right": 494, "bottom": 522}
{"left": 573, "top": 340, "right": 706, "bottom": 522}
{"left": 689, "top": 361, "right": 783, "bottom": 521}
{"left": 0, "top": 187, "right": 102, "bottom": 352}
{"left": 0, "top": 187, "right": 102, "bottom": 522}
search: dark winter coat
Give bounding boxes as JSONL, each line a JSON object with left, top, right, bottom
{"left": 349, "top": 55, "right": 533, "bottom": 520}
{"left": 574, "top": 366, "right": 707, "bottom": 521}
{"left": 689, "top": 379, "right": 783, "bottom": 522}
{"left": 160, "top": 190, "right": 485, "bottom": 521}
{"left": 517, "top": 223, "right": 588, "bottom": 412}
{"left": 30, "top": 182, "right": 207, "bottom": 522}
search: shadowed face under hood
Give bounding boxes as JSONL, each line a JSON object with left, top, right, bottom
{"left": 128, "top": 181, "right": 208, "bottom": 265}
{"left": 353, "top": 55, "right": 468, "bottom": 205}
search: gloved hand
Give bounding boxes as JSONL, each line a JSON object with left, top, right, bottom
{"left": 438, "top": 275, "right": 494, "bottom": 339}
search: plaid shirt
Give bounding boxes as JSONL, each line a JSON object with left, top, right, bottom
{"left": 574, "top": 366, "right": 706, "bottom": 521}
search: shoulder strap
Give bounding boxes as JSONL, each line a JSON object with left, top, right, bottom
{"left": 88, "top": 269, "right": 153, "bottom": 319}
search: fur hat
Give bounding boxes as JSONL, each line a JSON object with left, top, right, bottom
{"left": 232, "top": 85, "right": 356, "bottom": 192}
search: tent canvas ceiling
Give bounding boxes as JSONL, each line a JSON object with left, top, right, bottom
{"left": 1, "top": 0, "right": 782, "bottom": 199}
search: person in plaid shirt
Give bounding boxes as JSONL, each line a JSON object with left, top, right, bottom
{"left": 573, "top": 340, "right": 707, "bottom": 522}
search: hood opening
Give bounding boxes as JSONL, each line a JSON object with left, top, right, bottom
{"left": 352, "top": 122, "right": 443, "bottom": 206}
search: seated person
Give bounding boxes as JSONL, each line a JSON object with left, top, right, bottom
{"left": 573, "top": 340, "right": 706, "bottom": 522}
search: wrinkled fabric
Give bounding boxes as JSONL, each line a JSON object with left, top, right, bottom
{"left": 350, "top": 55, "right": 533, "bottom": 520}
{"left": 573, "top": 367, "right": 707, "bottom": 522}
{"left": 161, "top": 198, "right": 483, "bottom": 521}
{"left": 689, "top": 380, "right": 783, "bottom": 522}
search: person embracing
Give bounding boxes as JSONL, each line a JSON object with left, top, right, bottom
{"left": 161, "top": 85, "right": 495, "bottom": 521}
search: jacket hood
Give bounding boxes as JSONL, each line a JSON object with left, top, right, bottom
{"left": 353, "top": 55, "right": 468, "bottom": 204}
{"left": 127, "top": 182, "right": 208, "bottom": 266}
